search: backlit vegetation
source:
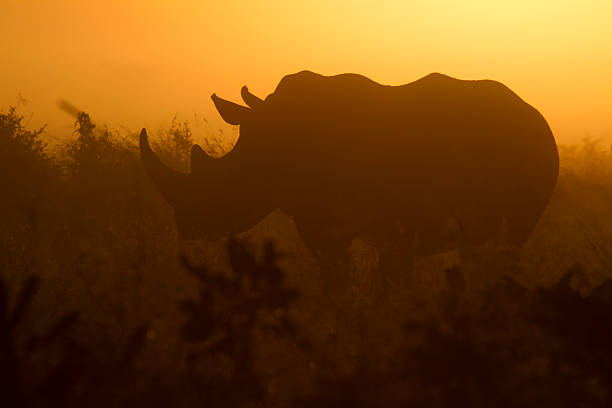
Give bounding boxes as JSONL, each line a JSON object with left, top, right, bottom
{"left": 2, "top": 105, "right": 612, "bottom": 406}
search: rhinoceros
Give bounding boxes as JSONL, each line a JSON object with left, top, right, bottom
{"left": 140, "top": 70, "right": 558, "bottom": 271}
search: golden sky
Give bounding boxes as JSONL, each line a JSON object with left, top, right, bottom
{"left": 1, "top": 0, "right": 611, "bottom": 145}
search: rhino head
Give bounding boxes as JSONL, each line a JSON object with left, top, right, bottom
{"left": 139, "top": 86, "right": 273, "bottom": 240}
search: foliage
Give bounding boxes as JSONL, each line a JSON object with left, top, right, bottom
{"left": 179, "top": 239, "right": 300, "bottom": 407}
{"left": 0, "top": 106, "right": 47, "bottom": 159}
{"left": 0, "top": 271, "right": 149, "bottom": 408}
{"left": 154, "top": 116, "right": 194, "bottom": 171}
{"left": 558, "top": 137, "right": 612, "bottom": 185}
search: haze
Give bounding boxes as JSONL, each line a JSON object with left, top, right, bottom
{"left": 2, "top": 0, "right": 611, "bottom": 145}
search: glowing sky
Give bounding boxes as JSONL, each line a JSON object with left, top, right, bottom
{"left": 2, "top": 0, "right": 611, "bottom": 145}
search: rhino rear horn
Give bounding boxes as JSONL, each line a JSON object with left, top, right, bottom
{"left": 140, "top": 128, "right": 190, "bottom": 204}
{"left": 241, "top": 86, "right": 263, "bottom": 108}
{"left": 211, "top": 94, "right": 251, "bottom": 125}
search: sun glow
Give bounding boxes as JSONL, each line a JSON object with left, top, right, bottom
{"left": 1, "top": 0, "right": 611, "bottom": 144}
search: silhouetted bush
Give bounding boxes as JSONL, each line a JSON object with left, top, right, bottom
{"left": 179, "top": 239, "right": 300, "bottom": 407}
{"left": 155, "top": 116, "right": 193, "bottom": 171}
{"left": 0, "top": 268, "right": 151, "bottom": 408}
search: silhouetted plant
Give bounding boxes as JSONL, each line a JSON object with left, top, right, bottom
{"left": 0, "top": 106, "right": 58, "bottom": 262}
{"left": 0, "top": 264, "right": 153, "bottom": 408}
{"left": 0, "top": 106, "right": 47, "bottom": 159}
{"left": 398, "top": 265, "right": 612, "bottom": 407}
{"left": 300, "top": 264, "right": 612, "bottom": 407}
{"left": 61, "top": 112, "right": 133, "bottom": 176}
{"left": 154, "top": 116, "right": 194, "bottom": 171}
{"left": 530, "top": 265, "right": 612, "bottom": 391}
{"left": 179, "top": 239, "right": 300, "bottom": 407}
{"left": 0, "top": 273, "right": 87, "bottom": 407}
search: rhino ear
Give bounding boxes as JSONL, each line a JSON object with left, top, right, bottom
{"left": 191, "top": 144, "right": 214, "bottom": 174}
{"left": 211, "top": 94, "right": 251, "bottom": 125}
{"left": 241, "top": 86, "right": 263, "bottom": 109}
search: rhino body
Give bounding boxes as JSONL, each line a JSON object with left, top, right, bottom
{"left": 140, "top": 71, "right": 558, "bottom": 266}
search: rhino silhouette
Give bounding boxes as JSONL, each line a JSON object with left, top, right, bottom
{"left": 140, "top": 71, "right": 558, "bottom": 270}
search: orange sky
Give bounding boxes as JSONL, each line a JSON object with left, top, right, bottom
{"left": 1, "top": 0, "right": 611, "bottom": 146}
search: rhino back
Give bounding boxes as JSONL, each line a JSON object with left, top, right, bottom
{"left": 227, "top": 71, "right": 558, "bottom": 251}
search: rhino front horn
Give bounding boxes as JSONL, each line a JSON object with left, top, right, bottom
{"left": 139, "top": 128, "right": 190, "bottom": 204}
{"left": 211, "top": 94, "right": 251, "bottom": 125}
